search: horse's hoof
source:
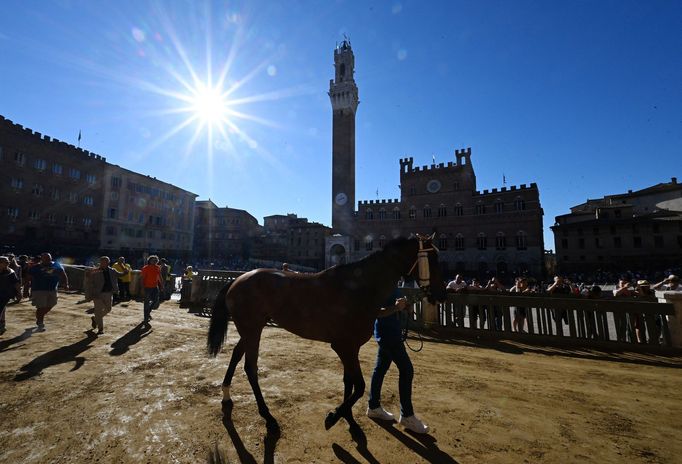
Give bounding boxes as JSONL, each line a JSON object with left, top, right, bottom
{"left": 325, "top": 411, "right": 340, "bottom": 430}
{"left": 221, "top": 399, "right": 234, "bottom": 416}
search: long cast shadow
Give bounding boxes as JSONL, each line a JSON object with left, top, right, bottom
{"left": 220, "top": 402, "right": 280, "bottom": 464}
{"left": 375, "top": 420, "right": 459, "bottom": 464}
{"left": 0, "top": 328, "right": 35, "bottom": 353}
{"left": 14, "top": 331, "right": 98, "bottom": 381}
{"left": 109, "top": 323, "right": 152, "bottom": 356}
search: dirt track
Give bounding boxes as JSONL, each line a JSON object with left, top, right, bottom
{"left": 1, "top": 293, "right": 681, "bottom": 463}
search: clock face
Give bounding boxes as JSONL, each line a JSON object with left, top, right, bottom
{"left": 335, "top": 192, "right": 348, "bottom": 206}
{"left": 426, "top": 179, "right": 442, "bottom": 193}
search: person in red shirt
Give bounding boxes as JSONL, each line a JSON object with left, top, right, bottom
{"left": 140, "top": 255, "right": 162, "bottom": 325}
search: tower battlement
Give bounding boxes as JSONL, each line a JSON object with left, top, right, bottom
{"left": 475, "top": 183, "right": 538, "bottom": 196}
{"left": 0, "top": 115, "right": 107, "bottom": 163}
{"left": 400, "top": 147, "right": 472, "bottom": 174}
{"left": 358, "top": 198, "right": 400, "bottom": 206}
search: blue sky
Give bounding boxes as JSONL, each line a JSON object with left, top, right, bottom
{"left": 1, "top": 0, "right": 681, "bottom": 250}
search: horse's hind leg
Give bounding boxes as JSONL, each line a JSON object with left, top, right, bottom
{"left": 326, "top": 344, "right": 364, "bottom": 430}
{"left": 221, "top": 338, "right": 245, "bottom": 414}
{"left": 243, "top": 329, "right": 279, "bottom": 433}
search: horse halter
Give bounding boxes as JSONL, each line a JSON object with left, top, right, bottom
{"left": 408, "top": 234, "right": 439, "bottom": 293}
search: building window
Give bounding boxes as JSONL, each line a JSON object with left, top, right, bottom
{"left": 438, "top": 234, "right": 447, "bottom": 250}
{"left": 68, "top": 192, "right": 78, "bottom": 203}
{"left": 454, "top": 234, "right": 464, "bottom": 250}
{"left": 614, "top": 236, "right": 622, "bottom": 248}
{"left": 409, "top": 207, "right": 416, "bottom": 219}
{"left": 31, "top": 184, "right": 44, "bottom": 196}
{"left": 437, "top": 204, "right": 447, "bottom": 217}
{"left": 28, "top": 209, "right": 40, "bottom": 220}
{"left": 354, "top": 239, "right": 360, "bottom": 251}
{"left": 409, "top": 186, "right": 416, "bottom": 195}
{"left": 379, "top": 235, "right": 386, "bottom": 248}
{"left": 108, "top": 208, "right": 117, "bottom": 219}
{"left": 52, "top": 163, "right": 63, "bottom": 175}
{"left": 495, "top": 233, "right": 506, "bottom": 250}
{"left": 365, "top": 209, "right": 373, "bottom": 220}
{"left": 10, "top": 178, "right": 24, "bottom": 189}
{"left": 83, "top": 195, "right": 94, "bottom": 206}
{"left": 514, "top": 197, "right": 526, "bottom": 210}
{"left": 454, "top": 204, "right": 463, "bottom": 216}
{"left": 561, "top": 238, "right": 568, "bottom": 249}
{"left": 46, "top": 213, "right": 56, "bottom": 223}
{"left": 50, "top": 189, "right": 60, "bottom": 200}
{"left": 633, "top": 236, "right": 642, "bottom": 248}
{"left": 7, "top": 207, "right": 19, "bottom": 219}
{"left": 423, "top": 206, "right": 432, "bottom": 218}
{"left": 392, "top": 208, "right": 401, "bottom": 220}
{"left": 86, "top": 174, "right": 96, "bottom": 185}
{"left": 453, "top": 182, "right": 460, "bottom": 191}
{"left": 65, "top": 215, "right": 75, "bottom": 225}
{"left": 365, "top": 238, "right": 374, "bottom": 251}
{"left": 516, "top": 231, "right": 527, "bottom": 250}
{"left": 378, "top": 209, "right": 386, "bottom": 220}
{"left": 83, "top": 218, "right": 92, "bottom": 227}
{"left": 33, "top": 159, "right": 47, "bottom": 171}
{"left": 493, "top": 200, "right": 502, "bottom": 214}
{"left": 111, "top": 192, "right": 119, "bottom": 201}
{"left": 654, "top": 236, "right": 664, "bottom": 248}
{"left": 477, "top": 233, "right": 487, "bottom": 250}
{"left": 69, "top": 168, "right": 81, "bottom": 180}
{"left": 475, "top": 202, "right": 485, "bottom": 215}
{"left": 111, "top": 176, "right": 122, "bottom": 188}
{"left": 614, "top": 209, "right": 622, "bottom": 218}
{"left": 14, "top": 152, "right": 25, "bottom": 166}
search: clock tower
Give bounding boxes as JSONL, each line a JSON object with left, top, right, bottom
{"left": 329, "top": 39, "right": 359, "bottom": 234}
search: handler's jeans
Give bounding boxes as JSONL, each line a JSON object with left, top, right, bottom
{"left": 368, "top": 341, "right": 414, "bottom": 417}
{"left": 92, "top": 292, "right": 113, "bottom": 331}
{"left": 143, "top": 287, "right": 159, "bottom": 322}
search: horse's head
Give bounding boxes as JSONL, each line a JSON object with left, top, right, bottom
{"left": 408, "top": 233, "right": 447, "bottom": 304}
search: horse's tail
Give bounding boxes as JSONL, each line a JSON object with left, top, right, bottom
{"left": 207, "top": 282, "right": 232, "bottom": 357}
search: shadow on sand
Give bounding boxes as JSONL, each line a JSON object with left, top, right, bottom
{"left": 14, "top": 330, "right": 98, "bottom": 381}
{"left": 109, "top": 323, "right": 152, "bottom": 356}
{"left": 0, "top": 328, "right": 35, "bottom": 353}
{"left": 209, "top": 401, "right": 280, "bottom": 464}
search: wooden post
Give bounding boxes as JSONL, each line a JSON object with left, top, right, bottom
{"left": 422, "top": 298, "right": 438, "bottom": 328}
{"left": 656, "top": 291, "right": 682, "bottom": 348}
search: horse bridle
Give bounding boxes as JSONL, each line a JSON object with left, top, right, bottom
{"left": 407, "top": 233, "right": 439, "bottom": 297}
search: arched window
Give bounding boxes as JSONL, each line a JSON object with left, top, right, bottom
{"left": 477, "top": 233, "right": 487, "bottom": 250}
{"left": 515, "top": 197, "right": 526, "bottom": 211}
{"left": 516, "top": 231, "right": 527, "bottom": 250}
{"left": 378, "top": 209, "right": 386, "bottom": 220}
{"left": 495, "top": 232, "right": 506, "bottom": 250}
{"left": 494, "top": 199, "right": 504, "bottom": 214}
{"left": 437, "top": 204, "right": 447, "bottom": 217}
{"left": 454, "top": 233, "right": 465, "bottom": 250}
{"left": 365, "top": 236, "right": 374, "bottom": 251}
{"left": 453, "top": 181, "right": 460, "bottom": 191}
{"left": 454, "top": 203, "right": 463, "bottom": 216}
{"left": 365, "top": 209, "right": 373, "bottom": 220}
{"left": 409, "top": 206, "right": 417, "bottom": 219}
{"left": 378, "top": 235, "right": 386, "bottom": 249}
{"left": 475, "top": 201, "right": 485, "bottom": 215}
{"left": 423, "top": 205, "right": 432, "bottom": 218}
{"left": 392, "top": 207, "right": 401, "bottom": 220}
{"left": 438, "top": 233, "right": 448, "bottom": 250}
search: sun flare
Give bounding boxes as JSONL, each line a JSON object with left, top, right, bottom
{"left": 191, "top": 84, "right": 228, "bottom": 125}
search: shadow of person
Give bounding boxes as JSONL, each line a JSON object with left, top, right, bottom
{"left": 220, "top": 405, "right": 280, "bottom": 464}
{"left": 332, "top": 443, "right": 363, "bottom": 464}
{"left": 345, "top": 416, "right": 380, "bottom": 464}
{"left": 375, "top": 420, "right": 460, "bottom": 464}
{"left": 109, "top": 323, "right": 152, "bottom": 356}
{"left": 14, "top": 330, "right": 98, "bottom": 381}
{"left": 0, "top": 328, "right": 35, "bottom": 353}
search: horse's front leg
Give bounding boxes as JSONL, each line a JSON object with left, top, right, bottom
{"left": 326, "top": 345, "right": 364, "bottom": 430}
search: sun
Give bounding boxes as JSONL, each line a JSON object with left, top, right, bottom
{"left": 190, "top": 84, "right": 228, "bottom": 125}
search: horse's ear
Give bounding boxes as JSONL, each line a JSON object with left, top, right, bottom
{"left": 408, "top": 233, "right": 416, "bottom": 239}
{"left": 429, "top": 232, "right": 436, "bottom": 241}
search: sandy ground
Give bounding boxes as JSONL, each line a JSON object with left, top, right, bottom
{"left": 1, "top": 293, "right": 681, "bottom": 464}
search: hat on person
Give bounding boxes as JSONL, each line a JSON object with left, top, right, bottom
{"left": 669, "top": 274, "right": 680, "bottom": 282}
{"left": 637, "top": 280, "right": 650, "bottom": 286}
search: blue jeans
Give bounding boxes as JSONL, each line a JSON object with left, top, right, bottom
{"left": 368, "top": 341, "right": 414, "bottom": 417}
{"left": 143, "top": 287, "right": 159, "bottom": 321}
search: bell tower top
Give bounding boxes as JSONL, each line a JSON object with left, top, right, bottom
{"left": 329, "top": 39, "right": 359, "bottom": 114}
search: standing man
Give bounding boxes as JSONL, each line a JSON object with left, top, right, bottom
{"left": 367, "top": 286, "right": 429, "bottom": 434}
{"left": 112, "top": 257, "right": 132, "bottom": 302}
{"left": 141, "top": 255, "right": 162, "bottom": 325}
{"left": 28, "top": 253, "right": 69, "bottom": 331}
{"left": 0, "top": 256, "right": 22, "bottom": 335}
{"left": 85, "top": 256, "right": 126, "bottom": 335}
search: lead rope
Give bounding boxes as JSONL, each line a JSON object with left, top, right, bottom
{"left": 400, "top": 291, "right": 424, "bottom": 352}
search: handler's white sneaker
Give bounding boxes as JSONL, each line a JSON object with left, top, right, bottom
{"left": 399, "top": 414, "right": 429, "bottom": 434}
{"left": 367, "top": 406, "right": 395, "bottom": 421}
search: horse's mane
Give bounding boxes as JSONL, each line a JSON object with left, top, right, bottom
{"left": 319, "top": 236, "right": 417, "bottom": 281}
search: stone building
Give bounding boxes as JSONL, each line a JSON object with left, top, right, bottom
{"left": 99, "top": 165, "right": 197, "bottom": 258}
{"left": 0, "top": 116, "right": 107, "bottom": 256}
{"left": 0, "top": 115, "right": 197, "bottom": 259}
{"left": 324, "top": 41, "right": 545, "bottom": 278}
{"left": 193, "top": 200, "right": 261, "bottom": 261}
{"left": 552, "top": 178, "right": 682, "bottom": 273}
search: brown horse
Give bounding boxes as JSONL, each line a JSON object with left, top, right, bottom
{"left": 207, "top": 235, "right": 447, "bottom": 432}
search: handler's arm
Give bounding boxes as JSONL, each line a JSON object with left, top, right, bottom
{"left": 377, "top": 297, "right": 408, "bottom": 318}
